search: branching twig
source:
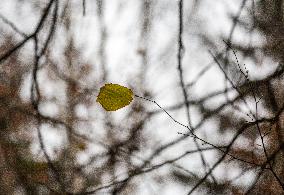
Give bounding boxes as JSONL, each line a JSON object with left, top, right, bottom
{"left": 177, "top": 0, "right": 217, "bottom": 184}
{"left": 134, "top": 94, "right": 263, "bottom": 167}
{"left": 0, "top": 13, "right": 28, "bottom": 37}
{"left": 0, "top": 0, "right": 55, "bottom": 65}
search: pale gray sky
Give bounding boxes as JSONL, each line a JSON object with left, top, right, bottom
{"left": 0, "top": 0, "right": 279, "bottom": 194}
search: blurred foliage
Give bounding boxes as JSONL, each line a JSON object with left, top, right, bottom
{"left": 0, "top": 0, "right": 284, "bottom": 194}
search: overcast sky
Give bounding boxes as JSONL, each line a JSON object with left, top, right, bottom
{"left": 0, "top": 0, "right": 280, "bottom": 194}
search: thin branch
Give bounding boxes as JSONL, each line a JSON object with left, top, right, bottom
{"left": 0, "top": 0, "right": 55, "bottom": 65}
{"left": 76, "top": 147, "right": 219, "bottom": 194}
{"left": 177, "top": 0, "right": 217, "bottom": 184}
{"left": 26, "top": 0, "right": 69, "bottom": 193}
{"left": 186, "top": 121, "right": 260, "bottom": 194}
{"left": 209, "top": 50, "right": 255, "bottom": 118}
{"left": 185, "top": 62, "right": 214, "bottom": 88}
{"left": 177, "top": 0, "right": 191, "bottom": 128}
{"left": 134, "top": 94, "right": 263, "bottom": 167}
{"left": 39, "top": 0, "right": 58, "bottom": 57}
{"left": 0, "top": 12, "right": 28, "bottom": 37}
{"left": 83, "top": 0, "right": 86, "bottom": 16}
{"left": 225, "top": 43, "right": 284, "bottom": 190}
{"left": 134, "top": 94, "right": 284, "bottom": 194}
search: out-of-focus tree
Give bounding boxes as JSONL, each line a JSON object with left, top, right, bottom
{"left": 0, "top": 0, "right": 284, "bottom": 194}
{"left": 219, "top": 0, "right": 284, "bottom": 194}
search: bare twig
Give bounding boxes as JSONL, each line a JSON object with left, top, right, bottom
{"left": 0, "top": 13, "right": 28, "bottom": 37}
{"left": 0, "top": 0, "right": 55, "bottom": 65}
{"left": 83, "top": 0, "right": 86, "bottom": 16}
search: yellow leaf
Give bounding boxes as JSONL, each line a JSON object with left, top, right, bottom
{"left": 96, "top": 83, "right": 133, "bottom": 111}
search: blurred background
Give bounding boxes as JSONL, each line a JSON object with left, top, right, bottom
{"left": 0, "top": 0, "right": 284, "bottom": 194}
